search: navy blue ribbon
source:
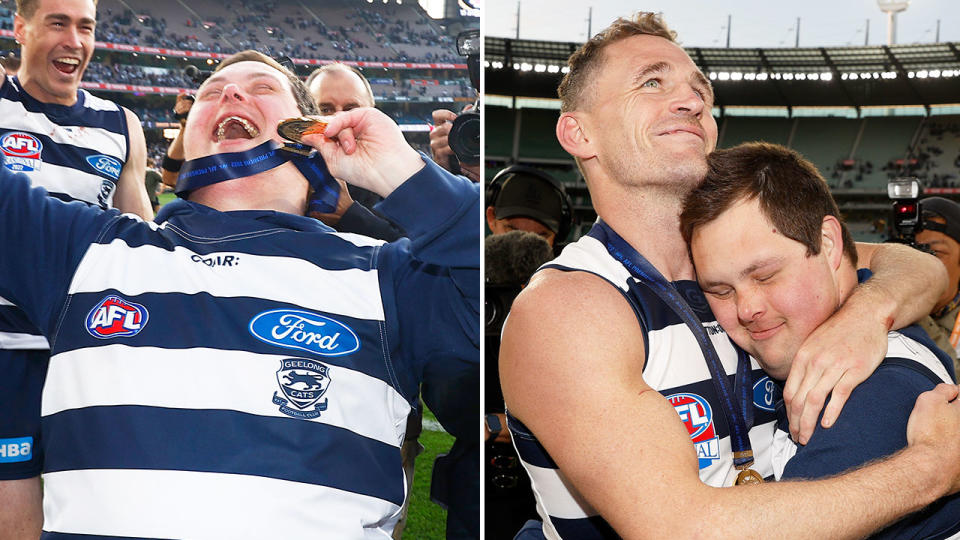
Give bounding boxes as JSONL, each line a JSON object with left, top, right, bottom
{"left": 175, "top": 140, "right": 339, "bottom": 213}
{"left": 590, "top": 220, "right": 756, "bottom": 469}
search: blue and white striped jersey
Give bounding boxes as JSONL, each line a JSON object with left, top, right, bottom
{"left": 0, "top": 157, "right": 480, "bottom": 539}
{"left": 0, "top": 75, "right": 129, "bottom": 350}
{"left": 508, "top": 227, "right": 778, "bottom": 539}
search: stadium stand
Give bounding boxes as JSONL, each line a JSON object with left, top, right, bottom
{"left": 486, "top": 36, "right": 960, "bottom": 242}
{"left": 0, "top": 0, "right": 477, "bottom": 180}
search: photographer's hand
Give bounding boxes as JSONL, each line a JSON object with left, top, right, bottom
{"left": 431, "top": 108, "right": 480, "bottom": 182}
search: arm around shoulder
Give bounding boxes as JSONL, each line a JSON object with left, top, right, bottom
{"left": 502, "top": 270, "right": 960, "bottom": 538}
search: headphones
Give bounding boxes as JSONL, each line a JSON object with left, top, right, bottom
{"left": 487, "top": 164, "right": 575, "bottom": 242}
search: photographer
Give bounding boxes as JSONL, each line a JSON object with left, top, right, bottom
{"left": 430, "top": 29, "right": 480, "bottom": 182}
{"left": 916, "top": 196, "right": 960, "bottom": 374}
{"left": 485, "top": 165, "right": 572, "bottom": 538}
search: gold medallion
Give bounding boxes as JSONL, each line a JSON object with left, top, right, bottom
{"left": 735, "top": 468, "right": 764, "bottom": 485}
{"left": 277, "top": 117, "right": 328, "bottom": 144}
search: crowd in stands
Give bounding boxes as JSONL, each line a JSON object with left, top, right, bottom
{"left": 88, "top": 0, "right": 459, "bottom": 64}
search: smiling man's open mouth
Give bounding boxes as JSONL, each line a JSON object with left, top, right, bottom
{"left": 215, "top": 116, "right": 261, "bottom": 141}
{"left": 53, "top": 57, "right": 80, "bottom": 74}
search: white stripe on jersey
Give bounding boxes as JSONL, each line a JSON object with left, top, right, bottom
{"left": 0, "top": 99, "right": 125, "bottom": 160}
{"left": 0, "top": 331, "right": 48, "bottom": 349}
{"left": 518, "top": 462, "right": 598, "bottom": 520}
{"left": 70, "top": 242, "right": 387, "bottom": 321}
{"left": 22, "top": 161, "right": 113, "bottom": 206}
{"left": 332, "top": 231, "right": 389, "bottom": 248}
{"left": 42, "top": 345, "right": 411, "bottom": 447}
{"left": 82, "top": 91, "right": 126, "bottom": 113}
{"left": 42, "top": 468, "right": 401, "bottom": 540}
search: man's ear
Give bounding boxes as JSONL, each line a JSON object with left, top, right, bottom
{"left": 485, "top": 206, "right": 498, "bottom": 232}
{"left": 556, "top": 112, "right": 595, "bottom": 161}
{"left": 821, "top": 215, "right": 844, "bottom": 270}
{"left": 13, "top": 14, "right": 25, "bottom": 44}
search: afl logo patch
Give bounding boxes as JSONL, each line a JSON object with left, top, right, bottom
{"left": 272, "top": 358, "right": 332, "bottom": 419}
{"left": 86, "top": 154, "right": 122, "bottom": 180}
{"left": 752, "top": 376, "right": 779, "bottom": 412}
{"left": 1, "top": 132, "right": 42, "bottom": 172}
{"left": 249, "top": 309, "right": 360, "bottom": 357}
{"left": 667, "top": 392, "right": 720, "bottom": 470}
{"left": 85, "top": 295, "right": 149, "bottom": 339}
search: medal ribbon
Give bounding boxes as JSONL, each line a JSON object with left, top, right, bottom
{"left": 589, "top": 220, "right": 756, "bottom": 470}
{"left": 175, "top": 140, "right": 339, "bottom": 213}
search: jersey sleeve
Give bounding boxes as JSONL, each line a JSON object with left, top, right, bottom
{"left": 781, "top": 363, "right": 933, "bottom": 480}
{"left": 374, "top": 156, "right": 480, "bottom": 440}
{"left": 0, "top": 164, "right": 122, "bottom": 337}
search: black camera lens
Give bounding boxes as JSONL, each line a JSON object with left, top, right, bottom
{"left": 449, "top": 110, "right": 480, "bottom": 166}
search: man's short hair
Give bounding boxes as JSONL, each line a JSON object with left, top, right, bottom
{"left": 558, "top": 12, "right": 676, "bottom": 113}
{"left": 305, "top": 63, "right": 375, "bottom": 107}
{"left": 214, "top": 50, "right": 319, "bottom": 116}
{"left": 679, "top": 142, "right": 858, "bottom": 266}
{"left": 17, "top": 0, "right": 98, "bottom": 19}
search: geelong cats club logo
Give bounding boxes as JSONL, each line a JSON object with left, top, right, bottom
{"left": 85, "top": 295, "right": 149, "bottom": 339}
{"left": 272, "top": 358, "right": 332, "bottom": 419}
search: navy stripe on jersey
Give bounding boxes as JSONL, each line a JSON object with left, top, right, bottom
{"left": 0, "top": 305, "right": 41, "bottom": 336}
{"left": 5, "top": 80, "right": 125, "bottom": 133}
{"left": 2, "top": 131, "right": 123, "bottom": 181}
{"left": 55, "top": 291, "right": 388, "bottom": 382}
{"left": 507, "top": 413, "right": 558, "bottom": 469}
{"left": 658, "top": 368, "right": 777, "bottom": 441}
{"left": 43, "top": 406, "right": 404, "bottom": 506}
{"left": 552, "top": 516, "right": 619, "bottom": 539}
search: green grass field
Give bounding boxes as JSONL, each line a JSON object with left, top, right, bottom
{"left": 154, "top": 196, "right": 458, "bottom": 538}
{"left": 404, "top": 409, "right": 455, "bottom": 539}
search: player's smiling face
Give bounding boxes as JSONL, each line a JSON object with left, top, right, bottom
{"left": 184, "top": 61, "right": 302, "bottom": 160}
{"left": 14, "top": 0, "right": 96, "bottom": 106}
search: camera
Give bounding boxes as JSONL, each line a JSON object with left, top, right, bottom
{"left": 448, "top": 29, "right": 480, "bottom": 167}
{"left": 887, "top": 177, "right": 931, "bottom": 252}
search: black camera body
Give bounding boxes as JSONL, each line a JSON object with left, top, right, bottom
{"left": 448, "top": 29, "right": 480, "bottom": 168}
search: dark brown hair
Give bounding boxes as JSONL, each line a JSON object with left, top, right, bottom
{"left": 558, "top": 12, "right": 676, "bottom": 113}
{"left": 680, "top": 142, "right": 858, "bottom": 265}
{"left": 213, "top": 50, "right": 319, "bottom": 116}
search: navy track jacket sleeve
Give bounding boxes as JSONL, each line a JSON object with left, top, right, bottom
{"left": 375, "top": 156, "right": 481, "bottom": 440}
{"left": 0, "top": 166, "right": 124, "bottom": 339}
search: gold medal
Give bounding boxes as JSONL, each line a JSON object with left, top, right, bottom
{"left": 735, "top": 468, "right": 764, "bottom": 485}
{"left": 277, "top": 117, "right": 329, "bottom": 144}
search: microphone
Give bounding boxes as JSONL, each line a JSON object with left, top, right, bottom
{"left": 184, "top": 65, "right": 212, "bottom": 85}
{"left": 485, "top": 230, "right": 553, "bottom": 287}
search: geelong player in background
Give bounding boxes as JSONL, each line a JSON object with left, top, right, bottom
{"left": 0, "top": 0, "right": 152, "bottom": 536}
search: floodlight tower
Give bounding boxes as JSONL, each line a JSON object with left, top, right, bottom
{"left": 877, "top": 0, "right": 910, "bottom": 45}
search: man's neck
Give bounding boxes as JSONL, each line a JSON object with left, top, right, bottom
{"left": 16, "top": 70, "right": 78, "bottom": 107}
{"left": 591, "top": 180, "right": 695, "bottom": 282}
{"left": 188, "top": 162, "right": 308, "bottom": 215}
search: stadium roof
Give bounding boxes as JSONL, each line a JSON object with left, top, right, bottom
{"left": 486, "top": 37, "right": 960, "bottom": 110}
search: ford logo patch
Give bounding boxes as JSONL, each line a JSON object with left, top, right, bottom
{"left": 752, "top": 376, "right": 779, "bottom": 412}
{"left": 249, "top": 309, "right": 359, "bottom": 357}
{"left": 86, "top": 154, "right": 122, "bottom": 180}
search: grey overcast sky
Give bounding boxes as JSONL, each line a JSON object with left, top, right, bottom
{"left": 485, "top": 0, "right": 960, "bottom": 48}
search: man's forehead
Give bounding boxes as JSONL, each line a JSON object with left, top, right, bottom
{"left": 205, "top": 61, "right": 290, "bottom": 88}
{"left": 607, "top": 34, "right": 700, "bottom": 74}
{"left": 33, "top": 0, "right": 96, "bottom": 18}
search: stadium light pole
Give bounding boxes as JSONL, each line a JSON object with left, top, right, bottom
{"left": 877, "top": 0, "right": 910, "bottom": 45}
